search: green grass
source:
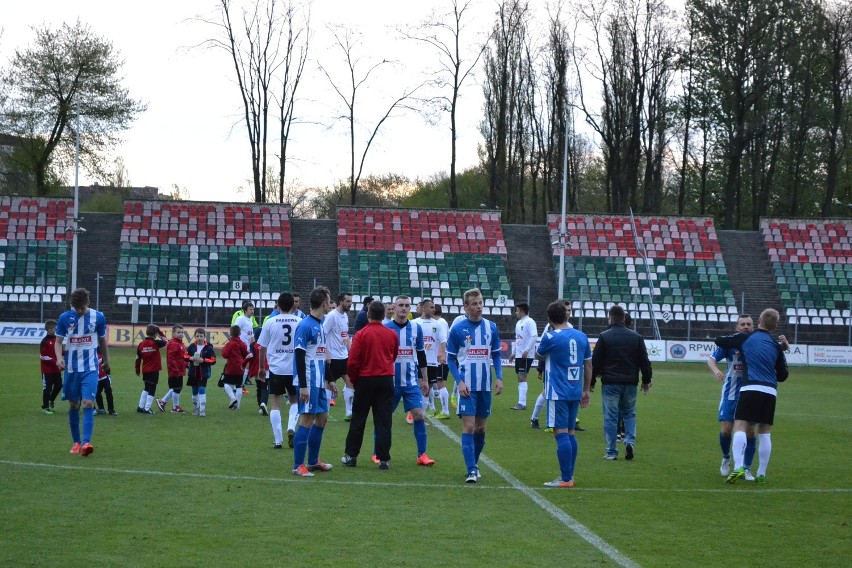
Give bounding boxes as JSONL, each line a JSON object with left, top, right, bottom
{"left": 1, "top": 344, "right": 849, "bottom": 567}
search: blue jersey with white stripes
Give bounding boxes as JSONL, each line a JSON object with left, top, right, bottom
{"left": 537, "top": 327, "right": 591, "bottom": 401}
{"left": 715, "top": 329, "right": 788, "bottom": 391}
{"left": 385, "top": 319, "right": 425, "bottom": 388}
{"left": 55, "top": 308, "right": 106, "bottom": 374}
{"left": 711, "top": 347, "right": 745, "bottom": 404}
{"left": 447, "top": 317, "right": 502, "bottom": 392}
{"left": 294, "top": 315, "right": 327, "bottom": 388}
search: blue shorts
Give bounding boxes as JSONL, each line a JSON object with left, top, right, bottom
{"left": 546, "top": 399, "right": 580, "bottom": 430}
{"left": 718, "top": 396, "right": 738, "bottom": 423}
{"left": 298, "top": 384, "right": 329, "bottom": 415}
{"left": 392, "top": 384, "right": 423, "bottom": 413}
{"left": 62, "top": 370, "right": 98, "bottom": 402}
{"left": 457, "top": 390, "right": 492, "bottom": 418}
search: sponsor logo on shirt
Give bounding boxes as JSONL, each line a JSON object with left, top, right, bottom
{"left": 468, "top": 348, "right": 489, "bottom": 356}
{"left": 70, "top": 336, "right": 93, "bottom": 345}
{"left": 397, "top": 348, "right": 414, "bottom": 357}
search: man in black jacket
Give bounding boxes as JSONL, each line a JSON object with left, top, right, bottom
{"left": 592, "top": 305, "right": 652, "bottom": 461}
{"left": 352, "top": 296, "right": 374, "bottom": 334}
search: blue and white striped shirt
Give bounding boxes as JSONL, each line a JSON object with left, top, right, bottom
{"left": 294, "top": 315, "right": 327, "bottom": 388}
{"left": 711, "top": 347, "right": 744, "bottom": 403}
{"left": 385, "top": 319, "right": 425, "bottom": 388}
{"left": 447, "top": 317, "right": 502, "bottom": 392}
{"left": 56, "top": 308, "right": 107, "bottom": 373}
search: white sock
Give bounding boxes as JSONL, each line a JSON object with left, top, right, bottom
{"left": 235, "top": 387, "right": 243, "bottom": 408}
{"left": 199, "top": 393, "right": 206, "bottom": 414}
{"left": 288, "top": 403, "right": 299, "bottom": 432}
{"left": 518, "top": 381, "right": 528, "bottom": 406}
{"left": 270, "top": 409, "right": 283, "bottom": 444}
{"left": 531, "top": 392, "right": 545, "bottom": 420}
{"left": 343, "top": 386, "right": 354, "bottom": 416}
{"left": 192, "top": 394, "right": 198, "bottom": 409}
{"left": 223, "top": 384, "right": 235, "bottom": 402}
{"left": 452, "top": 382, "right": 458, "bottom": 398}
{"left": 145, "top": 394, "right": 154, "bottom": 411}
{"left": 428, "top": 388, "right": 436, "bottom": 411}
{"left": 732, "top": 431, "right": 747, "bottom": 469}
{"left": 138, "top": 391, "right": 148, "bottom": 409}
{"left": 162, "top": 389, "right": 174, "bottom": 405}
{"left": 439, "top": 387, "right": 449, "bottom": 414}
{"left": 173, "top": 392, "right": 180, "bottom": 408}
{"left": 756, "top": 433, "right": 772, "bottom": 476}
{"left": 325, "top": 387, "right": 333, "bottom": 404}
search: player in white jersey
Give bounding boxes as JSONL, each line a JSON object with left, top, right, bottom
{"left": 447, "top": 288, "right": 503, "bottom": 483}
{"left": 55, "top": 288, "right": 110, "bottom": 457}
{"left": 291, "top": 286, "right": 334, "bottom": 477}
{"left": 508, "top": 302, "right": 537, "bottom": 410}
{"left": 412, "top": 299, "right": 450, "bottom": 419}
{"left": 323, "top": 292, "right": 354, "bottom": 420}
{"left": 385, "top": 295, "right": 435, "bottom": 465}
{"left": 258, "top": 292, "right": 302, "bottom": 449}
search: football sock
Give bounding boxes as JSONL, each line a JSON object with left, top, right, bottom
{"left": 745, "top": 435, "right": 757, "bottom": 469}
{"left": 518, "top": 381, "right": 528, "bottom": 406}
{"left": 461, "top": 433, "right": 476, "bottom": 472}
{"left": 719, "top": 433, "right": 732, "bottom": 458}
{"left": 172, "top": 392, "right": 180, "bottom": 408}
{"left": 288, "top": 404, "right": 299, "bottom": 432}
{"left": 192, "top": 394, "right": 198, "bottom": 410}
{"left": 223, "top": 384, "right": 235, "bottom": 402}
{"left": 293, "top": 425, "right": 310, "bottom": 468}
{"left": 731, "top": 431, "right": 747, "bottom": 469}
{"left": 569, "top": 434, "right": 578, "bottom": 473}
{"left": 162, "top": 389, "right": 174, "bottom": 406}
{"left": 198, "top": 393, "right": 206, "bottom": 414}
{"left": 145, "top": 394, "right": 154, "bottom": 411}
{"left": 325, "top": 388, "right": 333, "bottom": 406}
{"left": 439, "top": 387, "right": 449, "bottom": 414}
{"left": 555, "top": 432, "right": 572, "bottom": 481}
{"left": 473, "top": 432, "right": 485, "bottom": 463}
{"left": 531, "top": 393, "right": 545, "bottom": 420}
{"left": 68, "top": 407, "right": 81, "bottom": 443}
{"left": 235, "top": 387, "right": 243, "bottom": 408}
{"left": 343, "top": 386, "right": 354, "bottom": 415}
{"left": 413, "top": 419, "right": 427, "bottom": 456}
{"left": 138, "top": 391, "right": 147, "bottom": 409}
{"left": 42, "top": 387, "right": 50, "bottom": 409}
{"left": 756, "top": 433, "right": 771, "bottom": 476}
{"left": 270, "top": 409, "right": 283, "bottom": 444}
{"left": 428, "top": 389, "right": 436, "bottom": 411}
{"left": 307, "top": 424, "right": 324, "bottom": 465}
{"left": 82, "top": 407, "right": 94, "bottom": 444}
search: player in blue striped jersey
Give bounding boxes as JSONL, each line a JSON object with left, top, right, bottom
{"left": 536, "top": 301, "right": 592, "bottom": 487}
{"left": 447, "top": 288, "right": 503, "bottom": 483}
{"left": 291, "top": 286, "right": 334, "bottom": 477}
{"left": 385, "top": 295, "right": 434, "bottom": 466}
{"left": 54, "top": 288, "right": 110, "bottom": 457}
{"left": 707, "top": 315, "right": 758, "bottom": 478}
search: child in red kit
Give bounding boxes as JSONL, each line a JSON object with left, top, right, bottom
{"left": 40, "top": 319, "right": 62, "bottom": 414}
{"left": 158, "top": 324, "right": 190, "bottom": 413}
{"left": 135, "top": 324, "right": 167, "bottom": 414}
{"left": 222, "top": 325, "right": 249, "bottom": 410}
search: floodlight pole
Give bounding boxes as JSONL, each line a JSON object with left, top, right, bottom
{"left": 557, "top": 115, "right": 570, "bottom": 300}
{"left": 71, "top": 112, "right": 80, "bottom": 291}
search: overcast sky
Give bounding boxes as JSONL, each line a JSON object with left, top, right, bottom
{"left": 1, "top": 0, "right": 503, "bottom": 202}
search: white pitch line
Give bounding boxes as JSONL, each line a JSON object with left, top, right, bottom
{"left": 428, "top": 419, "right": 641, "bottom": 568}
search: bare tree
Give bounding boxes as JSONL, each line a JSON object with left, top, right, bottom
{"left": 823, "top": 0, "right": 852, "bottom": 216}
{"left": 320, "top": 26, "right": 426, "bottom": 205}
{"left": 402, "top": 0, "right": 487, "bottom": 209}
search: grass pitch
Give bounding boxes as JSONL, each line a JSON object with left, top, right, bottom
{"left": 0, "top": 344, "right": 849, "bottom": 567}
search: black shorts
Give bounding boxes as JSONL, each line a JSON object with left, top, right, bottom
{"left": 734, "top": 389, "right": 777, "bottom": 425}
{"left": 268, "top": 372, "right": 297, "bottom": 397}
{"left": 223, "top": 373, "right": 243, "bottom": 386}
{"left": 187, "top": 375, "right": 208, "bottom": 388}
{"left": 42, "top": 372, "right": 62, "bottom": 389}
{"left": 515, "top": 358, "right": 534, "bottom": 374}
{"left": 142, "top": 371, "right": 160, "bottom": 385}
{"left": 329, "top": 359, "right": 348, "bottom": 380}
{"left": 426, "top": 365, "right": 439, "bottom": 385}
{"left": 168, "top": 376, "right": 184, "bottom": 390}
{"left": 439, "top": 364, "right": 449, "bottom": 383}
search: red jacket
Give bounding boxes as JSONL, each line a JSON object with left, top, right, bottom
{"left": 347, "top": 321, "right": 398, "bottom": 383}
{"left": 40, "top": 334, "right": 61, "bottom": 374}
{"left": 135, "top": 335, "right": 167, "bottom": 374}
{"left": 245, "top": 341, "right": 262, "bottom": 377}
{"left": 222, "top": 338, "right": 248, "bottom": 375}
{"left": 166, "top": 336, "right": 189, "bottom": 377}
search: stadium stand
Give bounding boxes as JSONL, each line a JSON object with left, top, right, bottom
{"left": 548, "top": 215, "right": 737, "bottom": 322}
{"left": 761, "top": 218, "right": 851, "bottom": 325}
{"left": 0, "top": 197, "right": 72, "bottom": 304}
{"left": 337, "top": 207, "right": 513, "bottom": 316}
{"left": 115, "top": 201, "right": 292, "bottom": 310}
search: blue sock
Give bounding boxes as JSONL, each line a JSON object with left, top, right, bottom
{"left": 744, "top": 436, "right": 757, "bottom": 469}
{"left": 413, "top": 419, "right": 427, "bottom": 456}
{"left": 68, "top": 408, "right": 80, "bottom": 443}
{"left": 473, "top": 432, "right": 485, "bottom": 464}
{"left": 307, "top": 424, "right": 324, "bottom": 465}
{"left": 568, "top": 435, "right": 578, "bottom": 480}
{"left": 293, "top": 425, "right": 310, "bottom": 468}
{"left": 461, "top": 433, "right": 476, "bottom": 473}
{"left": 555, "top": 433, "right": 572, "bottom": 481}
{"left": 720, "top": 433, "right": 731, "bottom": 458}
{"left": 82, "top": 407, "right": 94, "bottom": 444}
{"left": 198, "top": 386, "right": 206, "bottom": 395}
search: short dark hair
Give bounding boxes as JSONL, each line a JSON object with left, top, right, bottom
{"left": 337, "top": 292, "right": 352, "bottom": 303}
{"left": 546, "top": 301, "right": 568, "bottom": 325}
{"left": 363, "top": 295, "right": 374, "bottom": 307}
{"left": 419, "top": 298, "right": 434, "bottom": 307}
{"left": 193, "top": 328, "right": 206, "bottom": 337}
{"left": 278, "top": 292, "right": 295, "bottom": 311}
{"left": 146, "top": 324, "right": 160, "bottom": 337}
{"left": 309, "top": 286, "right": 330, "bottom": 310}
{"left": 230, "top": 325, "right": 241, "bottom": 338}
{"left": 242, "top": 300, "right": 254, "bottom": 311}
{"left": 44, "top": 319, "right": 57, "bottom": 330}
{"left": 624, "top": 312, "right": 633, "bottom": 328}
{"left": 69, "top": 288, "right": 89, "bottom": 310}
{"left": 172, "top": 324, "right": 184, "bottom": 334}
{"left": 368, "top": 300, "right": 386, "bottom": 321}
{"left": 609, "top": 304, "right": 626, "bottom": 323}
{"left": 516, "top": 302, "right": 530, "bottom": 315}
{"left": 433, "top": 304, "right": 443, "bottom": 315}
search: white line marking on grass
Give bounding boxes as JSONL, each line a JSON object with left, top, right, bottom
{"left": 0, "top": 460, "right": 513, "bottom": 491}
{"left": 428, "top": 420, "right": 641, "bottom": 568}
